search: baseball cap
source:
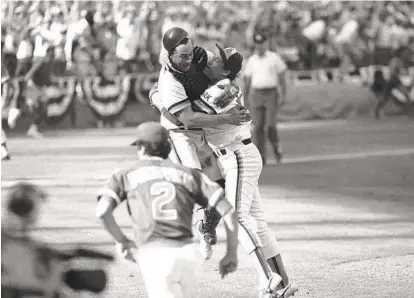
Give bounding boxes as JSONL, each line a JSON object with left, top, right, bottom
{"left": 130, "top": 122, "right": 169, "bottom": 147}
{"left": 253, "top": 33, "right": 268, "bottom": 44}
{"left": 215, "top": 43, "right": 243, "bottom": 75}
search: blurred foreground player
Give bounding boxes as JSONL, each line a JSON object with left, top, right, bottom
{"left": 96, "top": 121, "right": 239, "bottom": 298}
{"left": 1, "top": 182, "right": 57, "bottom": 297}
{"left": 2, "top": 183, "right": 112, "bottom": 297}
{"left": 1, "top": 182, "right": 47, "bottom": 235}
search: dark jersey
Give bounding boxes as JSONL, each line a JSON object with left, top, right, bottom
{"left": 170, "top": 46, "right": 211, "bottom": 104}
{"left": 98, "top": 158, "right": 224, "bottom": 245}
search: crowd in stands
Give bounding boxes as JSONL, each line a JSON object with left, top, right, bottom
{"left": 1, "top": 1, "right": 413, "bottom": 137}
{"left": 2, "top": 1, "right": 414, "bottom": 80}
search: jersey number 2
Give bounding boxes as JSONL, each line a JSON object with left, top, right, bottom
{"left": 150, "top": 182, "right": 177, "bottom": 220}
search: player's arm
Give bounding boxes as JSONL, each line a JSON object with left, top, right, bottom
{"left": 96, "top": 171, "right": 137, "bottom": 262}
{"left": 150, "top": 82, "right": 187, "bottom": 126}
{"left": 96, "top": 196, "right": 129, "bottom": 243}
{"left": 95, "top": 172, "right": 130, "bottom": 244}
{"left": 275, "top": 55, "right": 288, "bottom": 99}
{"left": 177, "top": 105, "right": 248, "bottom": 128}
{"left": 163, "top": 76, "right": 248, "bottom": 128}
{"left": 278, "top": 68, "right": 287, "bottom": 95}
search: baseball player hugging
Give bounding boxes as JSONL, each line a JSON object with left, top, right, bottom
{"left": 198, "top": 44, "right": 298, "bottom": 298}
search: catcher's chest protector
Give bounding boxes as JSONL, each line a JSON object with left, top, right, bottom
{"left": 172, "top": 69, "right": 210, "bottom": 102}
{"left": 171, "top": 46, "right": 210, "bottom": 102}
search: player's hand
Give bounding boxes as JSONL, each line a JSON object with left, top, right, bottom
{"left": 214, "top": 83, "right": 241, "bottom": 108}
{"left": 226, "top": 105, "right": 251, "bottom": 125}
{"left": 219, "top": 252, "right": 238, "bottom": 279}
{"left": 116, "top": 238, "right": 138, "bottom": 263}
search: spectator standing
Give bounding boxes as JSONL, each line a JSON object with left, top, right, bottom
{"left": 49, "top": 8, "right": 69, "bottom": 77}
{"left": 65, "top": 10, "right": 98, "bottom": 78}
{"left": 141, "top": 2, "right": 162, "bottom": 70}
{"left": 116, "top": 5, "right": 140, "bottom": 74}
{"left": 374, "top": 46, "right": 413, "bottom": 119}
{"left": 301, "top": 14, "right": 329, "bottom": 72}
{"left": 9, "top": 15, "right": 35, "bottom": 129}
{"left": 243, "top": 33, "right": 287, "bottom": 165}
{"left": 1, "top": 60, "right": 11, "bottom": 161}
{"left": 333, "top": 9, "right": 361, "bottom": 81}
{"left": 23, "top": 14, "right": 63, "bottom": 138}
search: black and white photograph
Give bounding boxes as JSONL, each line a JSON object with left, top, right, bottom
{"left": 1, "top": 0, "right": 414, "bottom": 297}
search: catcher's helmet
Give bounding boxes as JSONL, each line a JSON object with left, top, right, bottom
{"left": 162, "top": 27, "right": 189, "bottom": 52}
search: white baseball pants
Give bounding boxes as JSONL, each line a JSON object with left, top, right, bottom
{"left": 137, "top": 241, "right": 203, "bottom": 298}
{"left": 214, "top": 141, "right": 280, "bottom": 259}
{"left": 168, "top": 129, "right": 223, "bottom": 181}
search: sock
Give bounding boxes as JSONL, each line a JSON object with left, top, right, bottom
{"left": 215, "top": 179, "right": 225, "bottom": 189}
{"left": 267, "top": 255, "right": 289, "bottom": 288}
{"left": 252, "top": 248, "right": 283, "bottom": 293}
{"left": 254, "top": 248, "right": 272, "bottom": 280}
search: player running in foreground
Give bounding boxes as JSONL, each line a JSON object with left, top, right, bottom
{"left": 95, "top": 122, "right": 239, "bottom": 298}
{"left": 196, "top": 45, "right": 298, "bottom": 298}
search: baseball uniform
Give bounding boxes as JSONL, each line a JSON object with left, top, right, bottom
{"left": 97, "top": 158, "right": 230, "bottom": 298}
{"left": 156, "top": 55, "right": 223, "bottom": 182}
{"left": 198, "top": 79, "right": 282, "bottom": 294}
{"left": 1, "top": 231, "right": 64, "bottom": 296}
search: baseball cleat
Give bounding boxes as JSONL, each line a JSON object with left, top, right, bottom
{"left": 275, "top": 281, "right": 298, "bottom": 298}
{"left": 196, "top": 220, "right": 213, "bottom": 260}
{"left": 261, "top": 272, "right": 283, "bottom": 298}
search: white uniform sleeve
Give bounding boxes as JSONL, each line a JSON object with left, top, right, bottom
{"left": 159, "top": 69, "right": 191, "bottom": 115}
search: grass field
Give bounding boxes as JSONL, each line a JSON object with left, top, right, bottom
{"left": 2, "top": 117, "right": 414, "bottom": 298}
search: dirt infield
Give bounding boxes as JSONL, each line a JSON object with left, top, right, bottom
{"left": 2, "top": 118, "right": 414, "bottom": 298}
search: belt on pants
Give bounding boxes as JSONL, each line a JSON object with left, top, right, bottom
{"left": 169, "top": 127, "right": 203, "bottom": 132}
{"left": 214, "top": 138, "right": 252, "bottom": 157}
